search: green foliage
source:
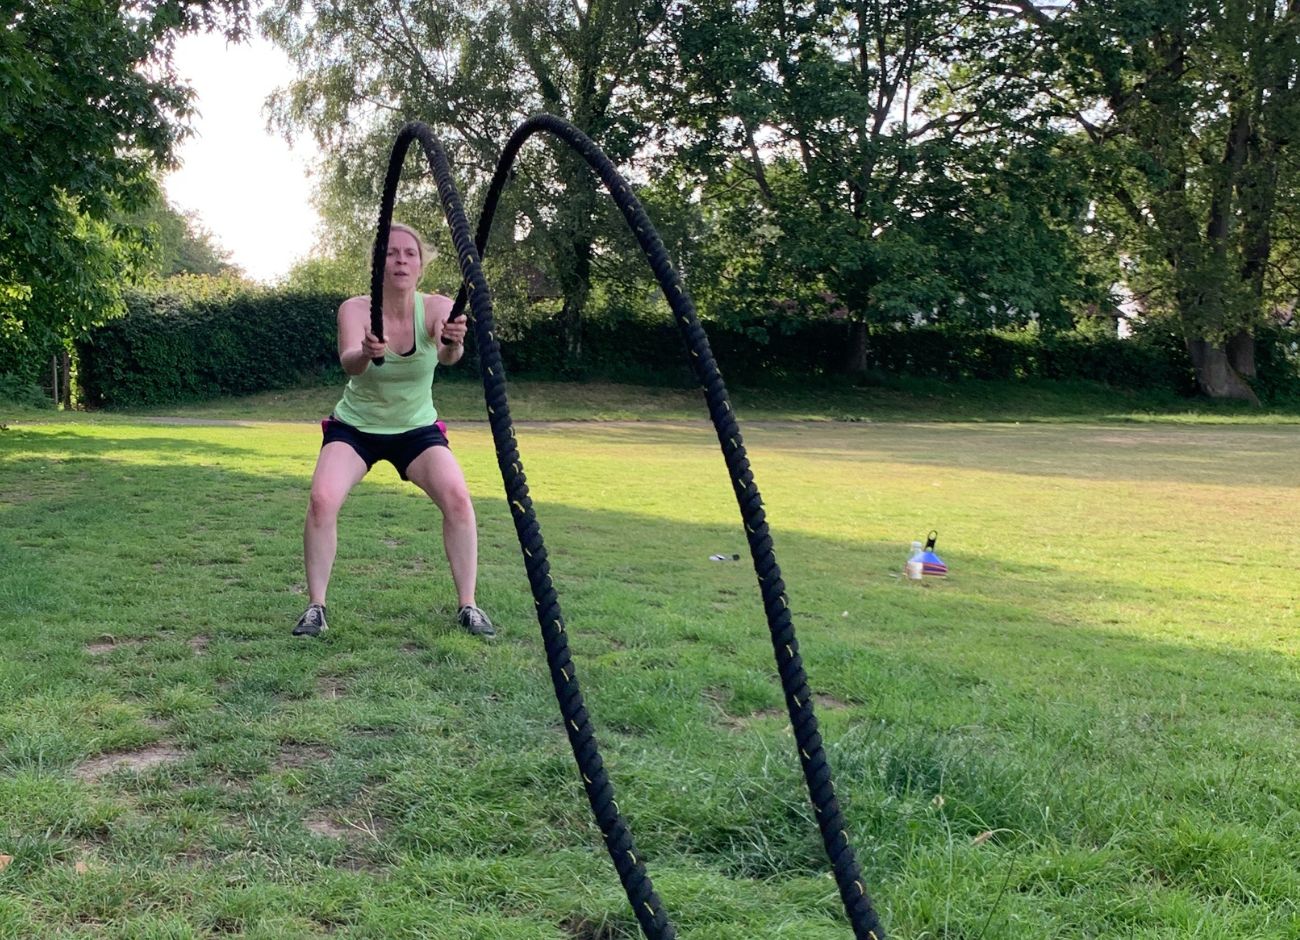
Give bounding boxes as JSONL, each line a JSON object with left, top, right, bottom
{"left": 0, "top": 0, "right": 249, "bottom": 384}
{"left": 281, "top": 255, "right": 366, "bottom": 296}
{"left": 660, "top": 0, "right": 1098, "bottom": 340}
{"left": 76, "top": 280, "right": 342, "bottom": 408}
{"left": 262, "top": 0, "right": 669, "bottom": 352}
{"left": 0, "top": 373, "right": 53, "bottom": 410}
{"left": 1243, "top": 323, "right": 1300, "bottom": 402}
{"left": 122, "top": 192, "right": 240, "bottom": 279}
{"left": 1011, "top": 0, "right": 1300, "bottom": 395}
{"left": 493, "top": 317, "right": 1195, "bottom": 392}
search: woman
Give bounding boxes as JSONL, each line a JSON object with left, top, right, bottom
{"left": 294, "top": 223, "right": 494, "bottom": 639}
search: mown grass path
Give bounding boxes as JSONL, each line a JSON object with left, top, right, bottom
{"left": 1, "top": 415, "right": 1297, "bottom": 938}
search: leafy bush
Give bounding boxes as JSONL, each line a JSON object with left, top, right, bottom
{"left": 1244, "top": 323, "right": 1300, "bottom": 403}
{"left": 516, "top": 318, "right": 1190, "bottom": 391}
{"left": 0, "top": 372, "right": 54, "bottom": 409}
{"left": 78, "top": 277, "right": 1298, "bottom": 405}
{"left": 77, "top": 278, "right": 343, "bottom": 407}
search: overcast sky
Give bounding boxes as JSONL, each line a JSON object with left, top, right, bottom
{"left": 164, "top": 31, "right": 322, "bottom": 283}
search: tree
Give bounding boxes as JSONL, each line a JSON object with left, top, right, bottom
{"left": 660, "top": 0, "right": 1099, "bottom": 371}
{"left": 262, "top": 0, "right": 670, "bottom": 359}
{"left": 0, "top": 0, "right": 248, "bottom": 382}
{"left": 124, "top": 192, "right": 242, "bottom": 279}
{"left": 995, "top": 0, "right": 1300, "bottom": 402}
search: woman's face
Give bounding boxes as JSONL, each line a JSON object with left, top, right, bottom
{"left": 385, "top": 230, "right": 422, "bottom": 288}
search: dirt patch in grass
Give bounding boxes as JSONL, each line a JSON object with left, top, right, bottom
{"left": 274, "top": 744, "right": 332, "bottom": 771}
{"left": 305, "top": 816, "right": 351, "bottom": 839}
{"left": 189, "top": 634, "right": 210, "bottom": 655}
{"left": 317, "top": 676, "right": 347, "bottom": 699}
{"left": 74, "top": 744, "right": 185, "bottom": 781}
{"left": 305, "top": 810, "right": 389, "bottom": 860}
{"left": 85, "top": 635, "right": 141, "bottom": 656}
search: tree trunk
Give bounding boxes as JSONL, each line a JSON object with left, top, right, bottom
{"left": 560, "top": 235, "right": 592, "bottom": 364}
{"left": 60, "top": 349, "right": 71, "bottom": 409}
{"left": 846, "top": 321, "right": 869, "bottom": 373}
{"left": 1186, "top": 338, "right": 1259, "bottom": 404}
{"left": 1226, "top": 330, "right": 1255, "bottom": 378}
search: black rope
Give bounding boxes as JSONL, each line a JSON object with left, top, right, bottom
{"left": 370, "top": 121, "right": 675, "bottom": 940}
{"left": 450, "top": 113, "right": 887, "bottom": 940}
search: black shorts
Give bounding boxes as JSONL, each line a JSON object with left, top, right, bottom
{"left": 321, "top": 417, "right": 449, "bottom": 481}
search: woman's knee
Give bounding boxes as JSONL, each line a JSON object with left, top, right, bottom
{"left": 307, "top": 486, "right": 346, "bottom": 523}
{"left": 438, "top": 486, "right": 475, "bottom": 524}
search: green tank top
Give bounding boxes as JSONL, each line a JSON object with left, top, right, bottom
{"left": 333, "top": 294, "right": 439, "bottom": 433}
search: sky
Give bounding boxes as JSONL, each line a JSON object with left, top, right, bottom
{"left": 164, "top": 31, "right": 322, "bottom": 283}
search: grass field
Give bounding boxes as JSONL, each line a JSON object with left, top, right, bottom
{"left": 2, "top": 381, "right": 1298, "bottom": 938}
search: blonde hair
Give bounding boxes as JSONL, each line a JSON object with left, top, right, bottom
{"left": 388, "top": 222, "right": 431, "bottom": 269}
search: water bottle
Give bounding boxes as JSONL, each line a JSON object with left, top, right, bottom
{"left": 905, "top": 540, "right": 924, "bottom": 580}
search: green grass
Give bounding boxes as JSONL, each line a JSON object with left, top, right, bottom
{"left": 35, "top": 371, "right": 1300, "bottom": 424}
{"left": 2, "top": 383, "right": 1299, "bottom": 937}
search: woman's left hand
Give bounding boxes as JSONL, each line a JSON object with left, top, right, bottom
{"left": 442, "top": 316, "right": 467, "bottom": 346}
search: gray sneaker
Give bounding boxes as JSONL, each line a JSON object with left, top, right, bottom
{"left": 293, "top": 603, "right": 328, "bottom": 637}
{"left": 457, "top": 604, "right": 495, "bottom": 638}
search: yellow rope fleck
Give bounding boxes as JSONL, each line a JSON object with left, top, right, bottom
{"left": 512, "top": 500, "right": 525, "bottom": 514}
{"left": 801, "top": 748, "right": 809, "bottom": 759}
{"left": 628, "top": 850, "right": 637, "bottom": 865}
{"left": 570, "top": 719, "right": 579, "bottom": 732}
{"left": 560, "top": 667, "right": 570, "bottom": 681}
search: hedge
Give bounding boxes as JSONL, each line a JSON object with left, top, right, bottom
{"left": 75, "top": 286, "right": 1296, "bottom": 407}
{"left": 77, "top": 287, "right": 343, "bottom": 407}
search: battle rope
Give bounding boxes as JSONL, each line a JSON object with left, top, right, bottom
{"left": 369, "top": 121, "right": 675, "bottom": 939}
{"left": 374, "top": 116, "right": 886, "bottom": 939}
{"left": 450, "top": 114, "right": 887, "bottom": 939}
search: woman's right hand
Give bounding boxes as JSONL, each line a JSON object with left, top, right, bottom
{"left": 362, "top": 330, "right": 387, "bottom": 359}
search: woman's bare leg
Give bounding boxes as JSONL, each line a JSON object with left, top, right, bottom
{"left": 404, "top": 445, "right": 477, "bottom": 608}
{"left": 304, "top": 441, "right": 369, "bottom": 606}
